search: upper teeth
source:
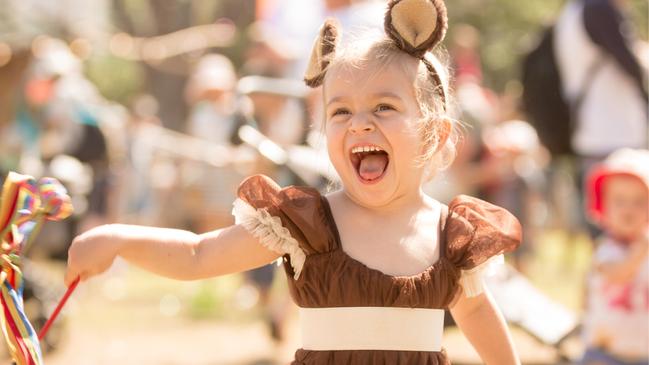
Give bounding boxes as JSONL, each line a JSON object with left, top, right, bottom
{"left": 352, "top": 146, "right": 383, "bottom": 154}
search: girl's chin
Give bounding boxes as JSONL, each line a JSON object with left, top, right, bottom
{"left": 343, "top": 178, "right": 398, "bottom": 206}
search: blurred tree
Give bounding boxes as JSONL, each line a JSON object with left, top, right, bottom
{"left": 1, "top": 0, "right": 645, "bottom": 129}
{"left": 85, "top": 54, "right": 144, "bottom": 104}
{"left": 0, "top": 0, "right": 111, "bottom": 126}
{"left": 110, "top": 0, "right": 255, "bottom": 131}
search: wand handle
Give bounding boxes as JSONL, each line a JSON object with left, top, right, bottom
{"left": 38, "top": 276, "right": 80, "bottom": 340}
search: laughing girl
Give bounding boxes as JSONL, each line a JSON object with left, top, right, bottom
{"left": 65, "top": 0, "right": 522, "bottom": 363}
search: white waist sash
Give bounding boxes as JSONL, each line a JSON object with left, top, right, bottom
{"left": 299, "top": 307, "right": 444, "bottom": 352}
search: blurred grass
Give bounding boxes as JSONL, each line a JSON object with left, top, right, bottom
{"left": 524, "top": 229, "right": 592, "bottom": 311}
{"left": 117, "top": 268, "right": 263, "bottom": 321}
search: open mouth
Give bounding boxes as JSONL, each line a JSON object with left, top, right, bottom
{"left": 350, "top": 145, "right": 390, "bottom": 184}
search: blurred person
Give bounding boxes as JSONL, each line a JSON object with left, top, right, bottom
{"left": 4, "top": 38, "right": 116, "bottom": 260}
{"left": 255, "top": 0, "right": 386, "bottom": 79}
{"left": 450, "top": 23, "right": 482, "bottom": 85}
{"left": 35, "top": 41, "right": 114, "bottom": 237}
{"left": 64, "top": 2, "right": 523, "bottom": 364}
{"left": 0, "top": 39, "right": 78, "bottom": 178}
{"left": 185, "top": 54, "right": 239, "bottom": 145}
{"left": 242, "top": 19, "right": 338, "bottom": 186}
{"left": 236, "top": 73, "right": 311, "bottom": 343}
{"left": 0, "top": 48, "right": 31, "bottom": 175}
{"left": 449, "top": 23, "right": 498, "bottom": 128}
{"left": 436, "top": 28, "right": 548, "bottom": 271}
{"left": 476, "top": 119, "right": 548, "bottom": 272}
{"left": 189, "top": 57, "right": 300, "bottom": 343}
{"left": 244, "top": 21, "right": 297, "bottom": 79}
{"left": 238, "top": 76, "right": 308, "bottom": 149}
{"left": 118, "top": 94, "right": 163, "bottom": 225}
{"left": 183, "top": 53, "right": 245, "bottom": 231}
{"left": 555, "top": 0, "right": 647, "bottom": 161}
{"left": 580, "top": 148, "right": 649, "bottom": 365}
{"left": 0, "top": 111, "right": 37, "bottom": 178}
{"left": 554, "top": 0, "right": 648, "bottom": 235}
{"left": 428, "top": 23, "right": 499, "bottom": 203}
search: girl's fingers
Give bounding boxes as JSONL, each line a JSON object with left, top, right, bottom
{"left": 64, "top": 269, "right": 85, "bottom": 287}
{"left": 64, "top": 270, "right": 76, "bottom": 287}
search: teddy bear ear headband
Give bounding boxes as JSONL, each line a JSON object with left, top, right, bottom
{"left": 303, "top": 0, "right": 449, "bottom": 110}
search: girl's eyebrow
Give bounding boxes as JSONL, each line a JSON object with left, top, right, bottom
{"left": 326, "top": 96, "right": 346, "bottom": 107}
{"left": 326, "top": 92, "right": 403, "bottom": 107}
{"left": 372, "top": 92, "right": 403, "bottom": 101}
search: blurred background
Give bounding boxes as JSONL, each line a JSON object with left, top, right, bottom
{"left": 0, "top": 0, "right": 647, "bottom": 364}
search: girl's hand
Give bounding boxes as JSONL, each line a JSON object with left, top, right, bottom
{"left": 65, "top": 224, "right": 121, "bottom": 287}
{"left": 630, "top": 231, "right": 649, "bottom": 259}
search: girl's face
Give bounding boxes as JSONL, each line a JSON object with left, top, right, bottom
{"left": 323, "top": 59, "right": 428, "bottom": 208}
{"left": 602, "top": 175, "right": 649, "bottom": 241}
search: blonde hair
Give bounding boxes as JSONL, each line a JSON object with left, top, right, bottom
{"left": 322, "top": 33, "right": 462, "bottom": 177}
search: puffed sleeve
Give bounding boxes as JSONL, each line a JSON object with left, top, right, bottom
{"left": 232, "top": 175, "right": 332, "bottom": 280}
{"left": 444, "top": 195, "right": 522, "bottom": 297}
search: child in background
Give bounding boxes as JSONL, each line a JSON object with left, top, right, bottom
{"left": 581, "top": 148, "right": 649, "bottom": 365}
{"left": 64, "top": 0, "right": 522, "bottom": 363}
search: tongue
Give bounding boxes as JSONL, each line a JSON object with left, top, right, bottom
{"left": 359, "top": 154, "right": 388, "bottom": 181}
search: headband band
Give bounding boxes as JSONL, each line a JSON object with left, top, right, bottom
{"left": 304, "top": 0, "right": 449, "bottom": 112}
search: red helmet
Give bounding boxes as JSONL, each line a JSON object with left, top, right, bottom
{"left": 586, "top": 149, "right": 649, "bottom": 223}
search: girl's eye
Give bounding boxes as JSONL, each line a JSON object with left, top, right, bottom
{"left": 331, "top": 108, "right": 351, "bottom": 117}
{"left": 375, "top": 104, "right": 395, "bottom": 112}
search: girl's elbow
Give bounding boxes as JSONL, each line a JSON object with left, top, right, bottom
{"left": 175, "top": 236, "right": 211, "bottom": 280}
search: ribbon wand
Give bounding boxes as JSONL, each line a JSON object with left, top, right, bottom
{"left": 37, "top": 276, "right": 80, "bottom": 341}
{"left": 0, "top": 172, "right": 74, "bottom": 365}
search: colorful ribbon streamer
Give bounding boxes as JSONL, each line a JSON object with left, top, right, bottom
{"left": 0, "top": 172, "right": 73, "bottom": 365}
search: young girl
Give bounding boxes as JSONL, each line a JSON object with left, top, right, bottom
{"left": 581, "top": 148, "right": 649, "bottom": 365}
{"left": 65, "top": 0, "right": 522, "bottom": 364}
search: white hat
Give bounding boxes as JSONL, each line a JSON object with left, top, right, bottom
{"left": 188, "top": 54, "right": 236, "bottom": 92}
{"left": 32, "top": 39, "right": 81, "bottom": 78}
{"left": 587, "top": 148, "right": 649, "bottom": 222}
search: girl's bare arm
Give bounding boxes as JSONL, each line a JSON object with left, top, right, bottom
{"left": 449, "top": 288, "right": 520, "bottom": 365}
{"left": 596, "top": 236, "right": 648, "bottom": 285}
{"left": 65, "top": 223, "right": 280, "bottom": 286}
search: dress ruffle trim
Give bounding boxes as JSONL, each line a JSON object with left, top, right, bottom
{"left": 232, "top": 198, "right": 306, "bottom": 279}
{"left": 459, "top": 254, "right": 503, "bottom": 297}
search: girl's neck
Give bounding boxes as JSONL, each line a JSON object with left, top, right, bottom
{"left": 338, "top": 187, "right": 429, "bottom": 216}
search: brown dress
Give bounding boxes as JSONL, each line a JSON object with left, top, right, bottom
{"left": 234, "top": 175, "right": 522, "bottom": 365}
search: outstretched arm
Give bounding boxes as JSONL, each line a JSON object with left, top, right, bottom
{"left": 450, "top": 288, "right": 520, "bottom": 365}
{"left": 596, "top": 234, "right": 648, "bottom": 285}
{"left": 65, "top": 223, "right": 281, "bottom": 286}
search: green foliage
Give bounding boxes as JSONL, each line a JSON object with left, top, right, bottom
{"left": 188, "top": 282, "right": 224, "bottom": 319}
{"left": 187, "top": 275, "right": 244, "bottom": 320}
{"left": 85, "top": 53, "right": 143, "bottom": 104}
{"left": 629, "top": 0, "right": 648, "bottom": 40}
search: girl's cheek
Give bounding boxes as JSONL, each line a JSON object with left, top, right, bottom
{"left": 326, "top": 124, "right": 346, "bottom": 143}
{"left": 326, "top": 131, "right": 345, "bottom": 163}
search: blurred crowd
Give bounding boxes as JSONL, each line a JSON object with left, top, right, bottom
{"left": 0, "top": 0, "right": 647, "bottom": 364}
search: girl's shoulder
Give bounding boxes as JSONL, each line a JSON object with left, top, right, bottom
{"left": 442, "top": 195, "right": 522, "bottom": 271}
{"left": 234, "top": 174, "right": 338, "bottom": 256}
{"left": 236, "top": 174, "right": 322, "bottom": 211}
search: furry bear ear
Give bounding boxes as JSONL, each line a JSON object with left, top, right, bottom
{"left": 304, "top": 19, "right": 340, "bottom": 88}
{"left": 384, "top": 0, "right": 448, "bottom": 58}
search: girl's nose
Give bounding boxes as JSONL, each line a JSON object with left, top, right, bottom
{"left": 348, "top": 113, "right": 375, "bottom": 134}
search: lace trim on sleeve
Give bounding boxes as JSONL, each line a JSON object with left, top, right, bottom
{"left": 459, "top": 254, "right": 504, "bottom": 298}
{"left": 232, "top": 198, "right": 306, "bottom": 280}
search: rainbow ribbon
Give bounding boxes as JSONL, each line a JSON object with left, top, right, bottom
{"left": 0, "top": 172, "right": 72, "bottom": 365}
